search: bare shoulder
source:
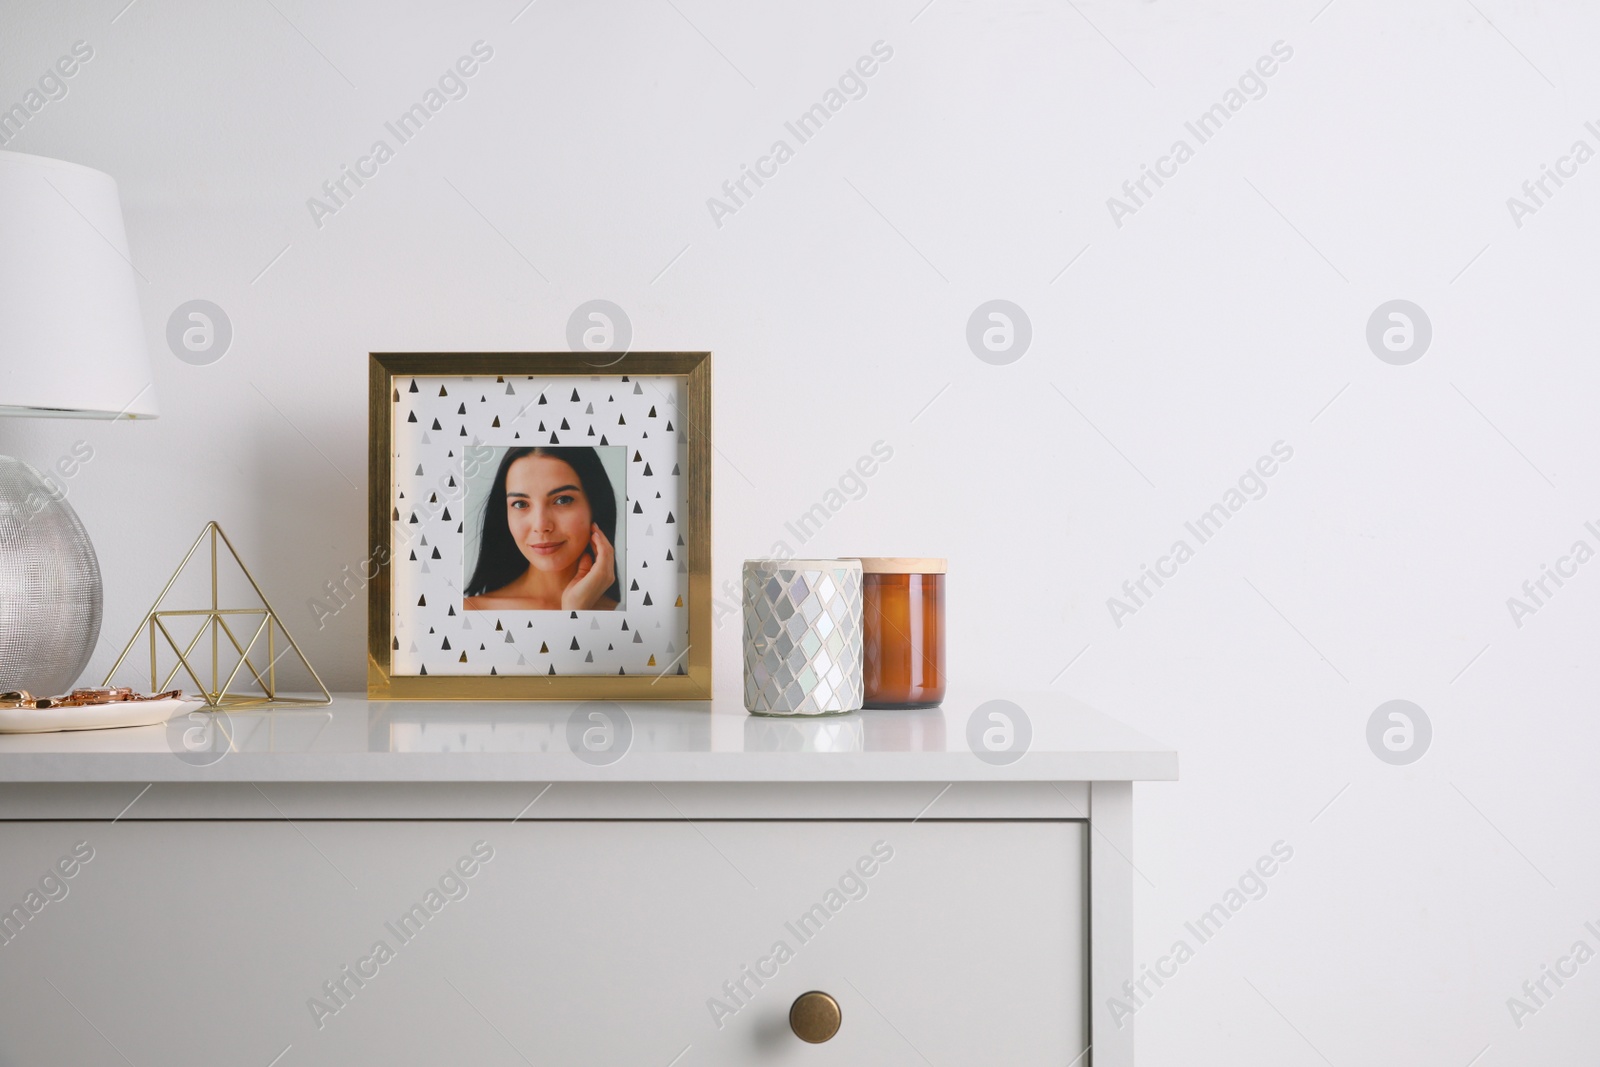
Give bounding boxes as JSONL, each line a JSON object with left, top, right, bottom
{"left": 465, "top": 594, "right": 521, "bottom": 610}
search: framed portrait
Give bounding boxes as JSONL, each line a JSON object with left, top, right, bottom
{"left": 367, "top": 352, "right": 711, "bottom": 699}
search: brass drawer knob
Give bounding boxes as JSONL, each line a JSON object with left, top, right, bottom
{"left": 789, "top": 990, "right": 841, "bottom": 1043}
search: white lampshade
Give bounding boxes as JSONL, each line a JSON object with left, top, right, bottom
{"left": 0, "top": 151, "right": 157, "bottom": 419}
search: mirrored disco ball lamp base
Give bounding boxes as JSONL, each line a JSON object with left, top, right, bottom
{"left": 0, "top": 456, "right": 103, "bottom": 695}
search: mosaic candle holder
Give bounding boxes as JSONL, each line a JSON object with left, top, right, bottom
{"left": 742, "top": 559, "right": 863, "bottom": 715}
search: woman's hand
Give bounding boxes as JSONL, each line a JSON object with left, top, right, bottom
{"left": 561, "top": 524, "right": 617, "bottom": 610}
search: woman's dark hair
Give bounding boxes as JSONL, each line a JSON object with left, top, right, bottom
{"left": 464, "top": 446, "right": 620, "bottom": 602}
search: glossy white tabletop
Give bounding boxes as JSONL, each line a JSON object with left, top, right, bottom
{"left": 0, "top": 690, "right": 1177, "bottom": 783}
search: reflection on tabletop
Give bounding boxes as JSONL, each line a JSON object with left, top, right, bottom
{"left": 0, "top": 701, "right": 957, "bottom": 755}
{"left": 378, "top": 702, "right": 949, "bottom": 754}
{"left": 0, "top": 694, "right": 1157, "bottom": 762}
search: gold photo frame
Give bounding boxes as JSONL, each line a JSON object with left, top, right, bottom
{"left": 367, "top": 352, "right": 711, "bottom": 699}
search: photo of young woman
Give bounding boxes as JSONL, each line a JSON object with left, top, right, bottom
{"left": 463, "top": 446, "right": 625, "bottom": 611}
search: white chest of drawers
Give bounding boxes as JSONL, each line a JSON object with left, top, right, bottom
{"left": 0, "top": 691, "right": 1175, "bottom": 1066}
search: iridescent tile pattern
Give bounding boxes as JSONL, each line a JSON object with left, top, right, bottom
{"left": 742, "top": 559, "right": 863, "bottom": 715}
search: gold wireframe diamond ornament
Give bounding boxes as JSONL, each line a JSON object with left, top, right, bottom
{"left": 102, "top": 522, "right": 331, "bottom": 709}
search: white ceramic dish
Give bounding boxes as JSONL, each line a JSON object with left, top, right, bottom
{"left": 0, "top": 696, "right": 202, "bottom": 734}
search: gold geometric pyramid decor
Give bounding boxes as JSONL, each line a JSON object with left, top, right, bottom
{"left": 103, "top": 522, "right": 331, "bottom": 709}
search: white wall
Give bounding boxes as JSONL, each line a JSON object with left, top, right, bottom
{"left": 5, "top": 0, "right": 1599, "bottom": 1061}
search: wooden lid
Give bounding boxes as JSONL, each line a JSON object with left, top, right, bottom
{"left": 854, "top": 557, "right": 946, "bottom": 574}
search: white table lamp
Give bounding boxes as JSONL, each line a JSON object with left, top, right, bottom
{"left": 0, "top": 151, "right": 157, "bottom": 695}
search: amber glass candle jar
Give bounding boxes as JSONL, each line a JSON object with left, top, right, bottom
{"left": 857, "top": 558, "right": 946, "bottom": 708}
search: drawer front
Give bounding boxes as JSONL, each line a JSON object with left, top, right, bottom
{"left": 0, "top": 820, "right": 1085, "bottom": 1064}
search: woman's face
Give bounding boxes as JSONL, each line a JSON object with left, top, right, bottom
{"left": 503, "top": 455, "right": 594, "bottom": 573}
